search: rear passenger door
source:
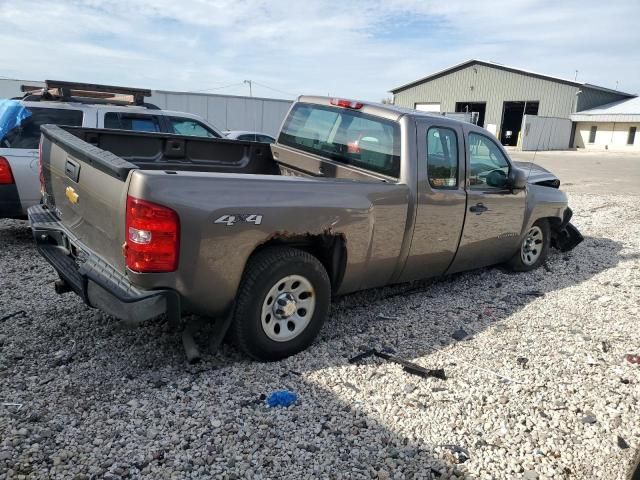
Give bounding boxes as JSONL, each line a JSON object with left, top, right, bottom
{"left": 399, "top": 121, "right": 467, "bottom": 281}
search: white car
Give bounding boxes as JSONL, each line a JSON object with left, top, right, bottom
{"left": 224, "top": 130, "right": 276, "bottom": 143}
{"left": 0, "top": 80, "right": 223, "bottom": 219}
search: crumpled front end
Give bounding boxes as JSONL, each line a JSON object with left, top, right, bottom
{"left": 551, "top": 207, "right": 583, "bottom": 252}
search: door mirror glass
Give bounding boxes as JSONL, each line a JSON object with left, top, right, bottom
{"left": 486, "top": 169, "right": 508, "bottom": 188}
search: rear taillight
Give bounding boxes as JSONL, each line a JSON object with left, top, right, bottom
{"left": 125, "top": 195, "right": 180, "bottom": 273}
{"left": 330, "top": 98, "right": 364, "bottom": 109}
{"left": 0, "top": 157, "right": 14, "bottom": 185}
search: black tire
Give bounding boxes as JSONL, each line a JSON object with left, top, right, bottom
{"left": 507, "top": 218, "right": 550, "bottom": 272}
{"left": 230, "top": 246, "right": 331, "bottom": 361}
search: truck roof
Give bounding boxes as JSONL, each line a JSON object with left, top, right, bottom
{"left": 297, "top": 95, "right": 482, "bottom": 131}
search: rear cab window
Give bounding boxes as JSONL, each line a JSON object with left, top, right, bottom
{"left": 1, "top": 106, "right": 83, "bottom": 149}
{"left": 279, "top": 103, "right": 401, "bottom": 178}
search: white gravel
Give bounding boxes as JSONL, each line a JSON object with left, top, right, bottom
{"left": 1, "top": 192, "right": 639, "bottom": 480}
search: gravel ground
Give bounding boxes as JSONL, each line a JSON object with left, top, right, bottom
{"left": 1, "top": 192, "right": 639, "bottom": 480}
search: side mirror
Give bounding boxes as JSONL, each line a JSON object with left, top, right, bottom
{"left": 507, "top": 167, "right": 528, "bottom": 190}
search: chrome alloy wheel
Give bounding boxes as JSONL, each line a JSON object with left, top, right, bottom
{"left": 521, "top": 225, "right": 544, "bottom": 266}
{"left": 261, "top": 274, "right": 316, "bottom": 342}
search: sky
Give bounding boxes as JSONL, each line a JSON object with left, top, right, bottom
{"left": 1, "top": 0, "right": 639, "bottom": 101}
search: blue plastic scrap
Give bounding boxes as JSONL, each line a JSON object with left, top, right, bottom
{"left": 0, "top": 99, "right": 32, "bottom": 144}
{"left": 265, "top": 390, "right": 298, "bottom": 408}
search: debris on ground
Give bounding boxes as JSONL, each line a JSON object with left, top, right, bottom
{"left": 349, "top": 349, "right": 446, "bottom": 380}
{"left": 516, "top": 357, "right": 529, "bottom": 368}
{"left": 581, "top": 412, "right": 598, "bottom": 424}
{"left": 617, "top": 436, "right": 630, "bottom": 450}
{"left": 519, "top": 291, "right": 545, "bottom": 297}
{"left": 601, "top": 341, "right": 611, "bottom": 353}
{"left": 451, "top": 328, "right": 469, "bottom": 341}
{"left": 1, "top": 402, "right": 23, "bottom": 410}
{"left": 377, "top": 314, "right": 400, "bottom": 321}
{"left": 0, "top": 310, "right": 26, "bottom": 322}
{"left": 265, "top": 390, "right": 298, "bottom": 408}
{"left": 625, "top": 354, "right": 640, "bottom": 365}
{"left": 440, "top": 444, "right": 470, "bottom": 464}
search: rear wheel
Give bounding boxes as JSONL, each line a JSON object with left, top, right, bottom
{"left": 507, "top": 219, "right": 550, "bottom": 272}
{"left": 231, "top": 247, "right": 330, "bottom": 361}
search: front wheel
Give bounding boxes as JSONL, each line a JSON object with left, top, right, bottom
{"left": 230, "top": 247, "right": 331, "bottom": 361}
{"left": 507, "top": 219, "right": 550, "bottom": 272}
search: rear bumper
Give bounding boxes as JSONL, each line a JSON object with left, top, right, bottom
{"left": 28, "top": 204, "right": 180, "bottom": 323}
{"left": 0, "top": 183, "right": 26, "bottom": 219}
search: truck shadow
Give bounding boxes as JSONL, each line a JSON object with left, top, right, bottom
{"left": 0, "top": 234, "right": 634, "bottom": 478}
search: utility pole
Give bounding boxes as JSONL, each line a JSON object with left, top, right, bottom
{"left": 243, "top": 80, "right": 253, "bottom": 97}
{"left": 574, "top": 70, "right": 578, "bottom": 81}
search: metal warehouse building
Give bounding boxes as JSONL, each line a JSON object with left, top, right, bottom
{"left": 0, "top": 78, "right": 292, "bottom": 137}
{"left": 390, "top": 60, "right": 635, "bottom": 149}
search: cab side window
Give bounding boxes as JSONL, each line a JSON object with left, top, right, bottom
{"left": 468, "top": 132, "right": 510, "bottom": 189}
{"left": 104, "top": 113, "right": 161, "bottom": 132}
{"left": 169, "top": 117, "right": 220, "bottom": 138}
{"left": 426, "top": 127, "right": 458, "bottom": 188}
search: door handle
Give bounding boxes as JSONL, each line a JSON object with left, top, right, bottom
{"left": 470, "top": 203, "right": 488, "bottom": 214}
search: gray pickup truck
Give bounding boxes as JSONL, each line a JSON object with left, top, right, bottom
{"left": 29, "top": 96, "right": 582, "bottom": 361}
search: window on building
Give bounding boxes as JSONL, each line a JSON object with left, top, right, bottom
{"left": 415, "top": 103, "right": 441, "bottom": 113}
{"left": 104, "top": 113, "right": 162, "bottom": 132}
{"left": 468, "top": 132, "right": 510, "bottom": 190}
{"left": 588, "top": 126, "right": 597, "bottom": 144}
{"left": 628, "top": 127, "right": 637, "bottom": 145}
{"left": 426, "top": 127, "right": 458, "bottom": 188}
{"left": 1, "top": 107, "right": 83, "bottom": 149}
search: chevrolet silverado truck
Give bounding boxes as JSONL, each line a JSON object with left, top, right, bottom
{"left": 29, "top": 96, "right": 582, "bottom": 361}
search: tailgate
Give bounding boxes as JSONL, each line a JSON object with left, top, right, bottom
{"left": 40, "top": 125, "right": 136, "bottom": 272}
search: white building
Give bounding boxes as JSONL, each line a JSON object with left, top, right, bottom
{"left": 571, "top": 97, "right": 640, "bottom": 151}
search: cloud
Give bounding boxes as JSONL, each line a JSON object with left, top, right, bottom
{"left": 1, "top": 0, "right": 638, "bottom": 100}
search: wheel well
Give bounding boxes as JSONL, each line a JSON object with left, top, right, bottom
{"left": 253, "top": 234, "right": 347, "bottom": 291}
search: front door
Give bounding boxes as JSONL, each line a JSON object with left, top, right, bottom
{"left": 448, "top": 131, "right": 526, "bottom": 273}
{"left": 399, "top": 121, "right": 467, "bottom": 282}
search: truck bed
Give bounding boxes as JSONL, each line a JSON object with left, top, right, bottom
{"left": 53, "top": 126, "right": 281, "bottom": 178}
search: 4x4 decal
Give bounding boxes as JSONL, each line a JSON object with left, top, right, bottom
{"left": 213, "top": 214, "right": 263, "bottom": 226}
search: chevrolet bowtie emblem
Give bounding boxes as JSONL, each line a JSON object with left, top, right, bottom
{"left": 65, "top": 186, "right": 79, "bottom": 204}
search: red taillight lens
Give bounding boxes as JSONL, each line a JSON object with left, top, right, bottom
{"left": 125, "top": 195, "right": 180, "bottom": 273}
{"left": 0, "top": 157, "right": 14, "bottom": 185}
{"left": 330, "top": 98, "right": 364, "bottom": 109}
